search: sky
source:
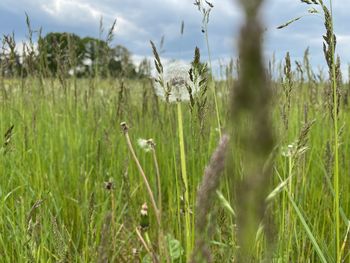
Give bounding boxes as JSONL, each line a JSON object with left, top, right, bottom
{"left": 0, "top": 0, "right": 349, "bottom": 78}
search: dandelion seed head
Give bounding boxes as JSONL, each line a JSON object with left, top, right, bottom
{"left": 137, "top": 138, "right": 152, "bottom": 152}
{"left": 281, "top": 142, "right": 309, "bottom": 157}
{"left": 154, "top": 61, "right": 200, "bottom": 103}
{"left": 281, "top": 143, "right": 296, "bottom": 157}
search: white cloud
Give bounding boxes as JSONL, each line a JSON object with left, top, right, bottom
{"left": 338, "top": 35, "right": 350, "bottom": 45}
{"left": 0, "top": 0, "right": 349, "bottom": 75}
{"left": 39, "top": 0, "right": 149, "bottom": 39}
{"left": 41, "top": 0, "right": 101, "bottom": 23}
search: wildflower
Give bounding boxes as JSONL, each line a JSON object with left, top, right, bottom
{"left": 137, "top": 138, "right": 155, "bottom": 152}
{"left": 281, "top": 142, "right": 308, "bottom": 157}
{"left": 281, "top": 143, "right": 295, "bottom": 157}
{"left": 140, "top": 203, "right": 149, "bottom": 230}
{"left": 153, "top": 61, "right": 200, "bottom": 103}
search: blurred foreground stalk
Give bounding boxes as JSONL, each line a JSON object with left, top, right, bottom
{"left": 231, "top": 0, "right": 275, "bottom": 261}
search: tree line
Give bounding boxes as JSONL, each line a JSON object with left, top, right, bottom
{"left": 0, "top": 32, "right": 151, "bottom": 79}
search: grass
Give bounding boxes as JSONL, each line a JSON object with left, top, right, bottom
{"left": 328, "top": 1, "right": 341, "bottom": 260}
{"left": 1, "top": 68, "right": 349, "bottom": 262}
{"left": 176, "top": 101, "right": 192, "bottom": 260}
{"left": 1, "top": 0, "right": 350, "bottom": 262}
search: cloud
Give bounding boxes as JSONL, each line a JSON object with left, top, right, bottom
{"left": 0, "top": 0, "right": 349, "bottom": 79}
{"left": 41, "top": 0, "right": 101, "bottom": 23}
{"left": 40, "top": 0, "right": 149, "bottom": 39}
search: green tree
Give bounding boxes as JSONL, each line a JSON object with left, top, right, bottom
{"left": 108, "top": 45, "right": 136, "bottom": 78}
{"left": 81, "top": 37, "right": 110, "bottom": 77}
{"left": 137, "top": 58, "right": 151, "bottom": 78}
{"left": 37, "top": 32, "right": 137, "bottom": 78}
{"left": 38, "top": 32, "right": 84, "bottom": 76}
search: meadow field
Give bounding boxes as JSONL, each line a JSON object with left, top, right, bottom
{"left": 0, "top": 0, "right": 349, "bottom": 262}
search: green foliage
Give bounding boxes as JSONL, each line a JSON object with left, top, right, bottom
{"left": 0, "top": 2, "right": 349, "bottom": 262}
{"left": 166, "top": 234, "right": 184, "bottom": 261}
{"left": 1, "top": 30, "right": 141, "bottom": 79}
{"left": 38, "top": 32, "right": 84, "bottom": 75}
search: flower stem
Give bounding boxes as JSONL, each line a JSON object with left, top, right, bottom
{"left": 121, "top": 122, "right": 170, "bottom": 263}
{"left": 177, "top": 102, "right": 192, "bottom": 259}
{"left": 152, "top": 149, "right": 163, "bottom": 226}
{"left": 123, "top": 128, "right": 160, "bottom": 225}
{"left": 328, "top": 1, "right": 340, "bottom": 261}
{"left": 204, "top": 20, "right": 222, "bottom": 138}
{"left": 151, "top": 146, "right": 171, "bottom": 263}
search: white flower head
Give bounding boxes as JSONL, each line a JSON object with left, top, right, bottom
{"left": 281, "top": 142, "right": 308, "bottom": 157}
{"left": 154, "top": 61, "right": 200, "bottom": 103}
{"left": 281, "top": 143, "right": 295, "bottom": 157}
{"left": 137, "top": 138, "right": 155, "bottom": 152}
{"left": 140, "top": 203, "right": 148, "bottom": 216}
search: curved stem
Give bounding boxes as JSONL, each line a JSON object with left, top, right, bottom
{"left": 124, "top": 131, "right": 160, "bottom": 225}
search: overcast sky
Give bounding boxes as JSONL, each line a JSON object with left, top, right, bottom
{"left": 0, "top": 0, "right": 349, "bottom": 78}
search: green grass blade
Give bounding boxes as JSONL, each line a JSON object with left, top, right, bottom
{"left": 285, "top": 189, "right": 328, "bottom": 263}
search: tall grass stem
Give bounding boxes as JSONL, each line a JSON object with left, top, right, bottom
{"left": 176, "top": 102, "right": 192, "bottom": 260}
